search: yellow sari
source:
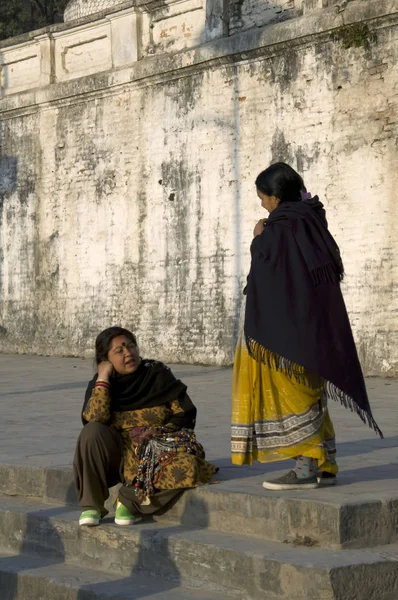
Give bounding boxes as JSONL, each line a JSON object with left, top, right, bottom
{"left": 231, "top": 327, "right": 338, "bottom": 473}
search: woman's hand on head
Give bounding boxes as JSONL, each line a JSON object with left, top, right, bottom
{"left": 253, "top": 219, "right": 267, "bottom": 238}
{"left": 97, "top": 361, "right": 115, "bottom": 381}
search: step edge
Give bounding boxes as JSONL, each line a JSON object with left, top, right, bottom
{"left": 1, "top": 463, "right": 395, "bottom": 511}
{"left": 0, "top": 500, "right": 397, "bottom": 568}
{"left": 0, "top": 548, "right": 236, "bottom": 599}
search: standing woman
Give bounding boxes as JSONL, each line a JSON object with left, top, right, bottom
{"left": 231, "top": 162, "right": 382, "bottom": 490}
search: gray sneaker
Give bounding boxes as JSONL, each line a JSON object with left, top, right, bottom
{"left": 262, "top": 470, "right": 319, "bottom": 491}
{"left": 317, "top": 472, "right": 337, "bottom": 486}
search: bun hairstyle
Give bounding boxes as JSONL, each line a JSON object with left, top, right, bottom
{"left": 255, "top": 162, "right": 305, "bottom": 203}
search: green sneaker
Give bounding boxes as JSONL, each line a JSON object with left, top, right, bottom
{"left": 114, "top": 499, "right": 141, "bottom": 526}
{"left": 79, "top": 509, "right": 101, "bottom": 527}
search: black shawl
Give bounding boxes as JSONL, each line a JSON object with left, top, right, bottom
{"left": 244, "top": 197, "right": 383, "bottom": 437}
{"left": 82, "top": 359, "right": 197, "bottom": 430}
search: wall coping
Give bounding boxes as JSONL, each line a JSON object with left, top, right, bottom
{"left": 0, "top": 0, "right": 397, "bottom": 115}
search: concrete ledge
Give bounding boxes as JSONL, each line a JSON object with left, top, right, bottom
{"left": 0, "top": 465, "right": 45, "bottom": 499}
{"left": 0, "top": 549, "right": 230, "bottom": 600}
{"left": 1, "top": 464, "right": 397, "bottom": 550}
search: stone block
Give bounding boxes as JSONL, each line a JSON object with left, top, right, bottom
{"left": 0, "top": 41, "right": 41, "bottom": 96}
{"left": 53, "top": 22, "right": 113, "bottom": 81}
{"left": 0, "top": 465, "right": 45, "bottom": 498}
{"left": 141, "top": 0, "right": 207, "bottom": 56}
{"left": 108, "top": 8, "right": 140, "bottom": 66}
{"left": 43, "top": 468, "right": 77, "bottom": 506}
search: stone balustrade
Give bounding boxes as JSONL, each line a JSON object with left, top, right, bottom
{"left": 0, "top": 0, "right": 336, "bottom": 97}
{"left": 0, "top": 0, "right": 225, "bottom": 97}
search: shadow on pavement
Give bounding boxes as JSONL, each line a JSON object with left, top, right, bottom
{"left": 0, "top": 486, "right": 211, "bottom": 599}
{"left": 77, "top": 495, "right": 210, "bottom": 599}
{"left": 338, "top": 461, "right": 398, "bottom": 484}
{"left": 0, "top": 508, "right": 65, "bottom": 600}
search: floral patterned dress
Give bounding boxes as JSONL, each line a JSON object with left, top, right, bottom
{"left": 83, "top": 385, "right": 217, "bottom": 490}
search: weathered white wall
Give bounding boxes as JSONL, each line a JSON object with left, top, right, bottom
{"left": 0, "top": 0, "right": 397, "bottom": 374}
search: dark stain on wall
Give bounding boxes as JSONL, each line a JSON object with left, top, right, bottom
{"left": 0, "top": 157, "right": 18, "bottom": 206}
{"left": 161, "top": 152, "right": 193, "bottom": 298}
{"left": 165, "top": 72, "right": 205, "bottom": 116}
{"left": 229, "top": 0, "right": 245, "bottom": 28}
{"left": 0, "top": 154, "right": 18, "bottom": 311}
{"left": 295, "top": 142, "right": 320, "bottom": 173}
{"left": 0, "top": 114, "right": 41, "bottom": 347}
{"left": 270, "top": 129, "right": 294, "bottom": 165}
{"left": 270, "top": 48, "right": 302, "bottom": 92}
{"left": 267, "top": 120, "right": 323, "bottom": 186}
{"left": 18, "top": 174, "right": 36, "bottom": 206}
{"left": 270, "top": 130, "right": 321, "bottom": 178}
{"left": 95, "top": 168, "right": 117, "bottom": 198}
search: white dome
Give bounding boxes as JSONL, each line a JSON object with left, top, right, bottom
{"left": 64, "top": 0, "right": 128, "bottom": 22}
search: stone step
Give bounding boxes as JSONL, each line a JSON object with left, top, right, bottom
{"left": 1, "top": 463, "right": 397, "bottom": 550}
{"left": 0, "top": 495, "right": 397, "bottom": 600}
{"left": 0, "top": 548, "right": 232, "bottom": 600}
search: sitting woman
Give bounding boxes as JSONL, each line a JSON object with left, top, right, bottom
{"left": 74, "top": 326, "right": 218, "bottom": 526}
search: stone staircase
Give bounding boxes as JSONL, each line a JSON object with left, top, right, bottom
{"left": 0, "top": 464, "right": 397, "bottom": 600}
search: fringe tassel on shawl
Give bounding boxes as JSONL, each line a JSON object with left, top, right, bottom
{"left": 245, "top": 335, "right": 383, "bottom": 438}
{"left": 310, "top": 262, "right": 344, "bottom": 286}
{"left": 325, "top": 380, "right": 383, "bottom": 438}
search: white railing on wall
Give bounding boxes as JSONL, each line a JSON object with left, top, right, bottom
{"left": 0, "top": 0, "right": 333, "bottom": 97}
{"left": 0, "top": 0, "right": 225, "bottom": 97}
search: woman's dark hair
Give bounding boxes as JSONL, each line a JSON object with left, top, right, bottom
{"left": 255, "top": 162, "right": 305, "bottom": 203}
{"left": 95, "top": 327, "right": 137, "bottom": 365}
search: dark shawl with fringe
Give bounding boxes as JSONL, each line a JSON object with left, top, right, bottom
{"left": 82, "top": 359, "right": 197, "bottom": 430}
{"left": 244, "top": 197, "right": 383, "bottom": 437}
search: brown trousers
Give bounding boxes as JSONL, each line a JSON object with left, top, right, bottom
{"left": 73, "top": 422, "right": 181, "bottom": 516}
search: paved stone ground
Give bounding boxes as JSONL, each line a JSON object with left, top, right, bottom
{"left": 0, "top": 354, "right": 397, "bottom": 503}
